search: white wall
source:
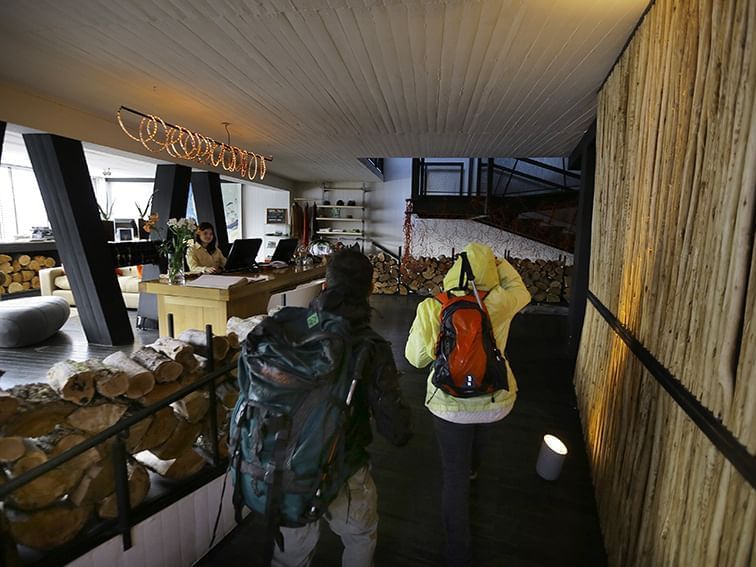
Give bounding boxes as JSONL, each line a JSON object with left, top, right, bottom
{"left": 367, "top": 158, "right": 412, "bottom": 253}
{"left": 67, "top": 475, "right": 241, "bottom": 567}
{"left": 241, "top": 183, "right": 290, "bottom": 262}
{"left": 410, "top": 218, "right": 573, "bottom": 263}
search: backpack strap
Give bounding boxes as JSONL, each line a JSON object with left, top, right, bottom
{"left": 262, "top": 414, "right": 291, "bottom": 562}
{"left": 457, "top": 252, "right": 475, "bottom": 290}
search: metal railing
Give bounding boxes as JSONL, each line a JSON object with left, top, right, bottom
{"left": 0, "top": 319, "right": 235, "bottom": 565}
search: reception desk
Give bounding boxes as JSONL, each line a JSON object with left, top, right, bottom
{"left": 140, "top": 264, "right": 327, "bottom": 337}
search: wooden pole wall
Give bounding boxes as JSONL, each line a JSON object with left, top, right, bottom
{"left": 574, "top": 0, "right": 756, "bottom": 565}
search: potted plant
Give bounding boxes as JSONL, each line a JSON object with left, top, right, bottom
{"left": 158, "top": 217, "right": 197, "bottom": 285}
{"left": 135, "top": 194, "right": 154, "bottom": 240}
{"left": 98, "top": 201, "right": 115, "bottom": 241}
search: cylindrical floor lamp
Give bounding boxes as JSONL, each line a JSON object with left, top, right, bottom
{"left": 536, "top": 434, "right": 568, "bottom": 480}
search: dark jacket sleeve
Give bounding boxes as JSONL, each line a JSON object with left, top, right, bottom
{"left": 366, "top": 339, "right": 413, "bottom": 447}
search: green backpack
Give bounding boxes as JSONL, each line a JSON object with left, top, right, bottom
{"left": 229, "top": 306, "right": 370, "bottom": 539}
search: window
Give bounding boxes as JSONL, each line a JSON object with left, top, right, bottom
{"left": 0, "top": 165, "right": 50, "bottom": 241}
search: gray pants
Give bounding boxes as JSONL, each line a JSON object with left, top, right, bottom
{"left": 272, "top": 467, "right": 378, "bottom": 567}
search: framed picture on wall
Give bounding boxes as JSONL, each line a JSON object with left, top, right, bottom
{"left": 266, "top": 208, "right": 287, "bottom": 224}
{"left": 222, "top": 183, "right": 242, "bottom": 242}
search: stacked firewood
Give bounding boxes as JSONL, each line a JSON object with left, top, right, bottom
{"left": 370, "top": 253, "right": 455, "bottom": 297}
{"left": 0, "top": 331, "right": 243, "bottom": 552}
{"left": 370, "top": 253, "right": 571, "bottom": 304}
{"left": 508, "top": 258, "right": 570, "bottom": 304}
{"left": 0, "top": 254, "right": 56, "bottom": 296}
{"left": 370, "top": 253, "right": 402, "bottom": 295}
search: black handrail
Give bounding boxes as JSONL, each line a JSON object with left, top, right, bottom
{"left": 587, "top": 291, "right": 756, "bottom": 489}
{"left": 371, "top": 240, "right": 400, "bottom": 261}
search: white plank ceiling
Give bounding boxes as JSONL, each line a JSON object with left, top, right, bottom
{"left": 0, "top": 0, "right": 648, "bottom": 182}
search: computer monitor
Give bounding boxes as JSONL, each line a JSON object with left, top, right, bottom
{"left": 224, "top": 238, "right": 262, "bottom": 272}
{"left": 114, "top": 219, "right": 137, "bottom": 241}
{"left": 271, "top": 238, "right": 299, "bottom": 264}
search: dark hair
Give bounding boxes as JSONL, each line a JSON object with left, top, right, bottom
{"left": 326, "top": 249, "right": 373, "bottom": 299}
{"left": 195, "top": 222, "right": 217, "bottom": 254}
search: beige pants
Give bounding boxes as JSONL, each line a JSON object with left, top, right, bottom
{"left": 272, "top": 467, "right": 378, "bottom": 567}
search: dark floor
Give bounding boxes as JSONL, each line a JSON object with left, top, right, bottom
{"left": 199, "top": 295, "right": 607, "bottom": 567}
{"left": 0, "top": 309, "right": 158, "bottom": 388}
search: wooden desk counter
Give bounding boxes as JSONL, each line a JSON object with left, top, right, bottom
{"left": 141, "top": 264, "right": 326, "bottom": 336}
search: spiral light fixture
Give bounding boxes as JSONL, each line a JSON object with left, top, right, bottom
{"left": 116, "top": 106, "right": 270, "bottom": 181}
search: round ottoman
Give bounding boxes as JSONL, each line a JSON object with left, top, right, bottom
{"left": 0, "top": 296, "right": 70, "bottom": 348}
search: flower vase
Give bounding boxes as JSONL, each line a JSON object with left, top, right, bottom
{"left": 167, "top": 252, "right": 186, "bottom": 285}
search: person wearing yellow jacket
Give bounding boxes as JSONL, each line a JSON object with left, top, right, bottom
{"left": 405, "top": 242, "right": 530, "bottom": 567}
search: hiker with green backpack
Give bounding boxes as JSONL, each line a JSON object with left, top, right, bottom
{"left": 405, "top": 242, "right": 531, "bottom": 567}
{"left": 230, "top": 249, "right": 412, "bottom": 566}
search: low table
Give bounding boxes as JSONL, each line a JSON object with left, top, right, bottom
{"left": 140, "top": 264, "right": 327, "bottom": 337}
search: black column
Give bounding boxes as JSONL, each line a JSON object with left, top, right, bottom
{"left": 136, "top": 164, "right": 192, "bottom": 330}
{"left": 23, "top": 133, "right": 133, "bottom": 345}
{"left": 0, "top": 122, "right": 6, "bottom": 165}
{"left": 191, "top": 172, "right": 229, "bottom": 254}
{"left": 151, "top": 164, "right": 192, "bottom": 237}
{"left": 567, "top": 122, "right": 597, "bottom": 358}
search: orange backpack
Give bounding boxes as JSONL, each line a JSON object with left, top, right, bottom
{"left": 431, "top": 252, "right": 509, "bottom": 397}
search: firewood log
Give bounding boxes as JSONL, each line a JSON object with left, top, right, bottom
{"left": 35, "top": 427, "right": 101, "bottom": 471}
{"left": 132, "top": 407, "right": 178, "bottom": 452}
{"left": 226, "top": 315, "right": 267, "bottom": 342}
{"left": 171, "top": 391, "right": 209, "bottom": 423}
{"left": 150, "top": 419, "right": 202, "bottom": 460}
{"left": 79, "top": 359, "right": 129, "bottom": 399}
{"left": 0, "top": 437, "right": 25, "bottom": 464}
{"left": 227, "top": 331, "right": 240, "bottom": 349}
{"left": 5, "top": 504, "right": 91, "bottom": 550}
{"left": 69, "top": 463, "right": 106, "bottom": 507}
{"left": 225, "top": 350, "right": 241, "bottom": 379}
{"left": 125, "top": 414, "right": 154, "bottom": 453}
{"left": 96, "top": 461, "right": 150, "bottom": 519}
{"left": 16, "top": 255, "right": 30, "bottom": 267}
{"left": 216, "top": 381, "right": 240, "bottom": 410}
{"left": 0, "top": 511, "right": 19, "bottom": 567}
{"left": 0, "top": 254, "right": 10, "bottom": 264}
{"left": 195, "top": 433, "right": 229, "bottom": 461}
{"left": 65, "top": 401, "right": 128, "bottom": 434}
{"left": 139, "top": 381, "right": 183, "bottom": 406}
{"left": 0, "top": 272, "right": 10, "bottom": 288}
{"left": 149, "top": 337, "right": 196, "bottom": 368}
{"left": 131, "top": 347, "right": 182, "bottom": 383}
{"left": 134, "top": 447, "right": 207, "bottom": 480}
{"left": 0, "top": 390, "right": 19, "bottom": 426}
{"left": 47, "top": 360, "right": 97, "bottom": 405}
{"left": 7, "top": 282, "right": 23, "bottom": 293}
{"left": 28, "top": 259, "right": 40, "bottom": 271}
{"left": 177, "top": 329, "right": 230, "bottom": 361}
{"left": 7, "top": 441, "right": 96, "bottom": 511}
{"left": 102, "top": 351, "right": 155, "bottom": 399}
{"left": 2, "top": 384, "right": 76, "bottom": 437}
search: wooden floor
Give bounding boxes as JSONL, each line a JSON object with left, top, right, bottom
{"left": 199, "top": 295, "right": 607, "bottom": 567}
{"left": 0, "top": 309, "right": 158, "bottom": 389}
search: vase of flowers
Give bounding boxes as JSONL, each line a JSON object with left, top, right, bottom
{"left": 162, "top": 218, "right": 197, "bottom": 284}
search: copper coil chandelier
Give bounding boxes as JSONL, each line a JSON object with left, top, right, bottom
{"left": 116, "top": 106, "right": 270, "bottom": 181}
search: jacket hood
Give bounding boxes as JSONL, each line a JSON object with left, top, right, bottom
{"left": 443, "top": 242, "right": 499, "bottom": 291}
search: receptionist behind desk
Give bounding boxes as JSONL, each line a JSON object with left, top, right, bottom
{"left": 186, "top": 222, "right": 227, "bottom": 274}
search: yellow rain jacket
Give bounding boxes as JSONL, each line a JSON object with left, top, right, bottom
{"left": 405, "top": 242, "right": 531, "bottom": 423}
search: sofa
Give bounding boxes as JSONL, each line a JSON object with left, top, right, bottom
{"left": 39, "top": 266, "right": 141, "bottom": 309}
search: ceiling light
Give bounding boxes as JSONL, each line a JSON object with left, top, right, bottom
{"left": 116, "top": 106, "right": 271, "bottom": 181}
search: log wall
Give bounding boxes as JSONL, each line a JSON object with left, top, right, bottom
{"left": 370, "top": 252, "right": 570, "bottom": 302}
{"left": 574, "top": 0, "right": 756, "bottom": 565}
{"left": 0, "top": 253, "right": 56, "bottom": 296}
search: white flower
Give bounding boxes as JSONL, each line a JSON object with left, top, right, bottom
{"left": 167, "top": 218, "right": 178, "bottom": 227}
